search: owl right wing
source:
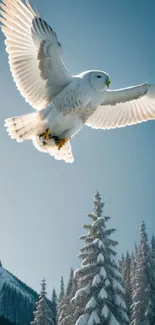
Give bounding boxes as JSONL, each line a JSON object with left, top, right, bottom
{"left": 85, "top": 83, "right": 155, "bottom": 129}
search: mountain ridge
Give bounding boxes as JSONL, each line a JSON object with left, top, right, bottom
{"left": 0, "top": 264, "right": 38, "bottom": 325}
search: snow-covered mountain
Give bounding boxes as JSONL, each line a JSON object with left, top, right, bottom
{"left": 0, "top": 264, "right": 38, "bottom": 325}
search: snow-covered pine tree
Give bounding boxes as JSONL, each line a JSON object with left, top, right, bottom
{"left": 58, "top": 268, "right": 77, "bottom": 325}
{"left": 130, "top": 222, "right": 153, "bottom": 325}
{"left": 59, "top": 277, "right": 65, "bottom": 302}
{"left": 119, "top": 254, "right": 125, "bottom": 271}
{"left": 31, "top": 278, "right": 54, "bottom": 325}
{"left": 66, "top": 268, "right": 74, "bottom": 296}
{"left": 148, "top": 235, "right": 155, "bottom": 324}
{"left": 120, "top": 251, "right": 132, "bottom": 319}
{"left": 73, "top": 191, "right": 129, "bottom": 325}
{"left": 58, "top": 276, "right": 65, "bottom": 325}
{"left": 51, "top": 289, "right": 58, "bottom": 325}
{"left": 130, "top": 246, "right": 139, "bottom": 313}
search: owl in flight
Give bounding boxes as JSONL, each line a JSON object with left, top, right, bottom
{"left": 0, "top": 0, "right": 155, "bottom": 163}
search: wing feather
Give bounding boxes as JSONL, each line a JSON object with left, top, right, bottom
{"left": 0, "top": 0, "right": 72, "bottom": 110}
{"left": 86, "top": 83, "right": 155, "bottom": 129}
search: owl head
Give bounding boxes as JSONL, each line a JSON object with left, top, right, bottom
{"left": 90, "top": 71, "right": 111, "bottom": 92}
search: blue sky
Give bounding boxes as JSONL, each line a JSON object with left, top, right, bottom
{"left": 0, "top": 0, "right": 155, "bottom": 297}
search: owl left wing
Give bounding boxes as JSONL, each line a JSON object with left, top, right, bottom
{"left": 0, "top": 0, "right": 72, "bottom": 111}
{"left": 85, "top": 83, "right": 155, "bottom": 129}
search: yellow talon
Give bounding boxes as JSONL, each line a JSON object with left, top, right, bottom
{"left": 44, "top": 128, "right": 51, "bottom": 139}
{"left": 57, "top": 138, "right": 68, "bottom": 150}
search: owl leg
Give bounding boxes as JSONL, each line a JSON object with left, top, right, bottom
{"left": 44, "top": 128, "right": 51, "bottom": 139}
{"left": 39, "top": 128, "right": 52, "bottom": 145}
{"left": 39, "top": 131, "right": 69, "bottom": 149}
{"left": 57, "top": 138, "right": 69, "bottom": 150}
{"left": 52, "top": 136, "right": 69, "bottom": 150}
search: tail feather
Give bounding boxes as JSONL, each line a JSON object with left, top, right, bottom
{"left": 5, "top": 111, "right": 75, "bottom": 163}
{"left": 5, "top": 113, "right": 35, "bottom": 128}
{"left": 32, "top": 137, "right": 74, "bottom": 163}
{"left": 5, "top": 112, "right": 43, "bottom": 142}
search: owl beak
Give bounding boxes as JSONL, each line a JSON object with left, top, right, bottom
{"left": 105, "top": 78, "right": 111, "bottom": 88}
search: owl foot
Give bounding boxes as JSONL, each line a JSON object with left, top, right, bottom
{"left": 39, "top": 128, "right": 51, "bottom": 145}
{"left": 57, "top": 138, "right": 69, "bottom": 150}
{"left": 49, "top": 136, "right": 68, "bottom": 149}
{"left": 44, "top": 128, "right": 51, "bottom": 139}
{"left": 39, "top": 131, "right": 69, "bottom": 149}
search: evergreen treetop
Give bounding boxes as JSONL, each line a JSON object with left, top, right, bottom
{"left": 31, "top": 278, "right": 54, "bottom": 325}
{"left": 73, "top": 192, "right": 129, "bottom": 325}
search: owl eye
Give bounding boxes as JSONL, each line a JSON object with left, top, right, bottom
{"left": 97, "top": 75, "right": 102, "bottom": 78}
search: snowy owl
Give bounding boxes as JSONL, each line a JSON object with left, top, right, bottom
{"left": 0, "top": 0, "right": 155, "bottom": 163}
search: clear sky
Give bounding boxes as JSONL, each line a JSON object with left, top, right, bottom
{"left": 0, "top": 0, "right": 155, "bottom": 297}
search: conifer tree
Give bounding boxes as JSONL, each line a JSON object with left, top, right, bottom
{"left": 51, "top": 289, "right": 57, "bottom": 325}
{"left": 66, "top": 268, "right": 74, "bottom": 296}
{"left": 58, "top": 268, "right": 77, "bottom": 325}
{"left": 59, "top": 277, "right": 65, "bottom": 302}
{"left": 58, "top": 276, "right": 65, "bottom": 325}
{"left": 31, "top": 278, "right": 54, "bottom": 325}
{"left": 120, "top": 251, "right": 132, "bottom": 319}
{"left": 73, "top": 192, "right": 129, "bottom": 325}
{"left": 130, "top": 222, "right": 153, "bottom": 325}
{"left": 130, "top": 249, "right": 138, "bottom": 310}
{"left": 148, "top": 235, "right": 155, "bottom": 324}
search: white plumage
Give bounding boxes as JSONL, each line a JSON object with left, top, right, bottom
{"left": 0, "top": 0, "right": 155, "bottom": 163}
{"left": 86, "top": 83, "right": 155, "bottom": 129}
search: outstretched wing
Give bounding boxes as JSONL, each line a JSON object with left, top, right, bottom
{"left": 0, "top": 0, "right": 72, "bottom": 110}
{"left": 86, "top": 83, "right": 155, "bottom": 129}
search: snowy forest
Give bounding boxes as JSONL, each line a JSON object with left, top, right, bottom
{"left": 30, "top": 192, "right": 155, "bottom": 325}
